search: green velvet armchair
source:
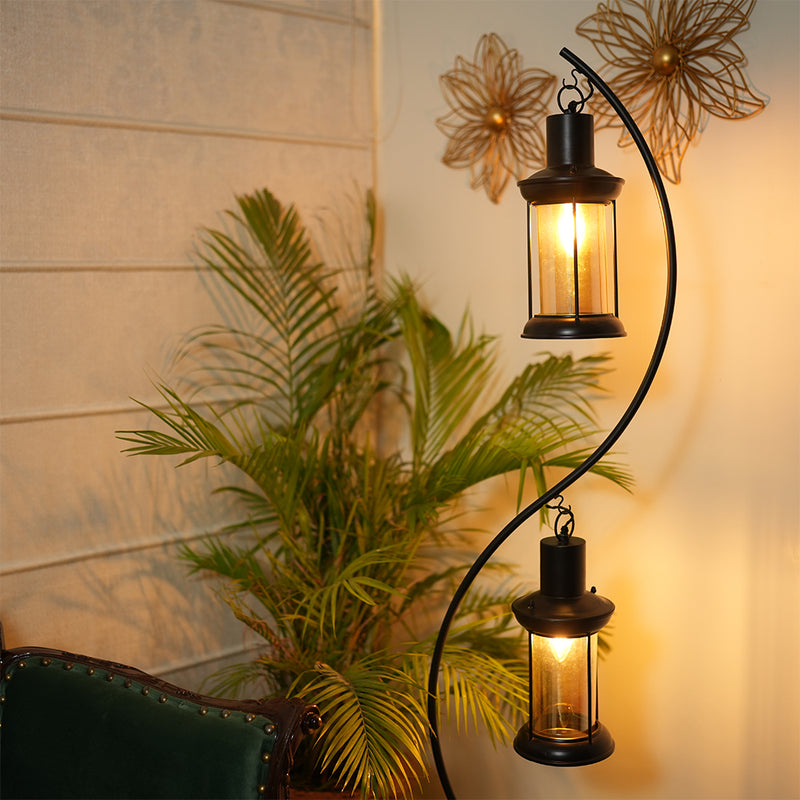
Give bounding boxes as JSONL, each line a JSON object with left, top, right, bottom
{"left": 0, "top": 624, "right": 321, "bottom": 799}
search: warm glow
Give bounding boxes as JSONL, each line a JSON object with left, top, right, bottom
{"left": 557, "top": 203, "right": 585, "bottom": 256}
{"left": 534, "top": 202, "right": 611, "bottom": 316}
{"left": 548, "top": 636, "right": 574, "bottom": 663}
{"left": 531, "top": 633, "right": 597, "bottom": 740}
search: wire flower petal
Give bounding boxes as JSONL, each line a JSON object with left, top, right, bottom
{"left": 576, "top": 0, "right": 767, "bottom": 183}
{"left": 436, "top": 33, "right": 556, "bottom": 203}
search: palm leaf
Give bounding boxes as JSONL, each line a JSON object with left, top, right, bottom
{"left": 189, "top": 189, "right": 364, "bottom": 430}
{"left": 301, "top": 547, "right": 407, "bottom": 636}
{"left": 296, "top": 659, "right": 428, "bottom": 799}
{"left": 435, "top": 643, "right": 527, "bottom": 743}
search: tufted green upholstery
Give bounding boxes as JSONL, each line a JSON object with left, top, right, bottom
{"left": 0, "top": 633, "right": 320, "bottom": 800}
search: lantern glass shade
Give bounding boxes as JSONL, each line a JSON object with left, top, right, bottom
{"left": 534, "top": 201, "right": 614, "bottom": 317}
{"left": 530, "top": 633, "right": 598, "bottom": 741}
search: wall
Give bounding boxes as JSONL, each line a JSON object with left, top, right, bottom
{"left": 379, "top": 1, "right": 799, "bottom": 799}
{"left": 0, "top": 0, "right": 375, "bottom": 687}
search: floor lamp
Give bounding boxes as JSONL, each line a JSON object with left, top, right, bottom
{"left": 427, "top": 47, "right": 678, "bottom": 799}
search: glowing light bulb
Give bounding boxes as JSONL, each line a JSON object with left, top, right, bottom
{"left": 557, "top": 204, "right": 585, "bottom": 257}
{"left": 549, "top": 637, "right": 574, "bottom": 663}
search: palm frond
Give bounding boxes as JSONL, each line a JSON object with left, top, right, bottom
{"left": 118, "top": 386, "right": 240, "bottom": 465}
{"left": 392, "top": 277, "right": 498, "bottom": 469}
{"left": 435, "top": 643, "right": 527, "bottom": 744}
{"left": 189, "top": 189, "right": 370, "bottom": 430}
{"left": 296, "top": 659, "right": 428, "bottom": 799}
{"left": 301, "top": 547, "right": 407, "bottom": 636}
{"left": 402, "top": 632, "right": 527, "bottom": 748}
{"left": 415, "top": 352, "right": 632, "bottom": 504}
{"left": 198, "top": 659, "right": 272, "bottom": 699}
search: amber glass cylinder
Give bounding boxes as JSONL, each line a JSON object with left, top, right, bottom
{"left": 534, "top": 201, "right": 613, "bottom": 316}
{"left": 530, "top": 633, "right": 597, "bottom": 740}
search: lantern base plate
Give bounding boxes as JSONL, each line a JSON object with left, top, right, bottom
{"left": 513, "top": 722, "right": 615, "bottom": 766}
{"left": 522, "top": 314, "right": 626, "bottom": 340}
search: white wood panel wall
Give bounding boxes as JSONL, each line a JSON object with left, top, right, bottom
{"left": 0, "top": 0, "right": 375, "bottom": 689}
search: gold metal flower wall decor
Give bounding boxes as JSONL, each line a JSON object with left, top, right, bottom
{"left": 436, "top": 33, "right": 556, "bottom": 204}
{"left": 576, "top": 0, "right": 767, "bottom": 183}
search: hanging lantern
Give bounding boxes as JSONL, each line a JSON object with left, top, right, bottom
{"left": 511, "top": 505, "right": 615, "bottom": 766}
{"left": 518, "top": 76, "right": 626, "bottom": 339}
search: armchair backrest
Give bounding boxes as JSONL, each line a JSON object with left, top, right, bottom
{"left": 0, "top": 631, "right": 320, "bottom": 799}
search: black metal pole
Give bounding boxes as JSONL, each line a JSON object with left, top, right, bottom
{"left": 427, "top": 47, "right": 678, "bottom": 799}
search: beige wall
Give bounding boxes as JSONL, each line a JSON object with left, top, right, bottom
{"left": 379, "top": 1, "right": 799, "bottom": 799}
{"left": 0, "top": 0, "right": 374, "bottom": 686}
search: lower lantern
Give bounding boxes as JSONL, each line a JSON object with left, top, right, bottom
{"left": 512, "top": 534, "right": 615, "bottom": 766}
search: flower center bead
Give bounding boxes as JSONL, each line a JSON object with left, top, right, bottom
{"left": 653, "top": 44, "right": 680, "bottom": 75}
{"left": 485, "top": 106, "right": 508, "bottom": 132}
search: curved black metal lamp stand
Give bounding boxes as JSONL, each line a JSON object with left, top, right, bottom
{"left": 426, "top": 47, "right": 678, "bottom": 800}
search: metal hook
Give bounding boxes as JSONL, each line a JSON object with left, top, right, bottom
{"left": 557, "top": 68, "right": 594, "bottom": 113}
{"left": 545, "top": 495, "right": 575, "bottom": 542}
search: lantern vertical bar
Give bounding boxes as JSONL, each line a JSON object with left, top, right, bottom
{"left": 527, "top": 632, "right": 534, "bottom": 738}
{"left": 572, "top": 200, "right": 580, "bottom": 321}
{"left": 612, "top": 199, "right": 620, "bottom": 317}
{"left": 586, "top": 635, "right": 593, "bottom": 744}
{"left": 595, "top": 636, "right": 601, "bottom": 725}
{"left": 527, "top": 202, "right": 535, "bottom": 320}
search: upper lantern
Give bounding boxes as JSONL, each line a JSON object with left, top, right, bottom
{"left": 518, "top": 110, "right": 626, "bottom": 340}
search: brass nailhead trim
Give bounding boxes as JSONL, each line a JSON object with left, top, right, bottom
{"left": 158, "top": 694, "right": 168, "bottom": 704}
{"left": 141, "top": 687, "right": 150, "bottom": 696}
{"left": 261, "top": 752, "right": 271, "bottom": 763}
{"left": 258, "top": 785, "right": 266, "bottom": 796}
{"left": 18, "top": 661, "right": 26, "bottom": 669}
{"left": 41, "top": 658, "right": 52, "bottom": 666}
{"left": 106, "top": 674, "right": 114, "bottom": 682}
{"left": 263, "top": 723, "right": 275, "bottom": 735}
{"left": 124, "top": 679, "right": 132, "bottom": 688}
{"left": 221, "top": 710, "right": 231, "bottom": 719}
{"left": 246, "top": 713, "right": 255, "bottom": 723}
{"left": 87, "top": 668, "right": 95, "bottom": 676}
{"left": 64, "top": 663, "right": 74, "bottom": 670}
{"left": 199, "top": 707, "right": 209, "bottom": 716}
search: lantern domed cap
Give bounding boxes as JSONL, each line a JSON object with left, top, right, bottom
{"left": 511, "top": 537, "right": 614, "bottom": 637}
{"left": 518, "top": 114, "right": 624, "bottom": 205}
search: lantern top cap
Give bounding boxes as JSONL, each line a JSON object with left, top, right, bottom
{"left": 510, "top": 535, "right": 614, "bottom": 636}
{"left": 518, "top": 113, "right": 623, "bottom": 205}
{"left": 547, "top": 113, "right": 595, "bottom": 168}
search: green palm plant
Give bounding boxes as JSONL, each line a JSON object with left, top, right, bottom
{"left": 118, "top": 187, "right": 629, "bottom": 798}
